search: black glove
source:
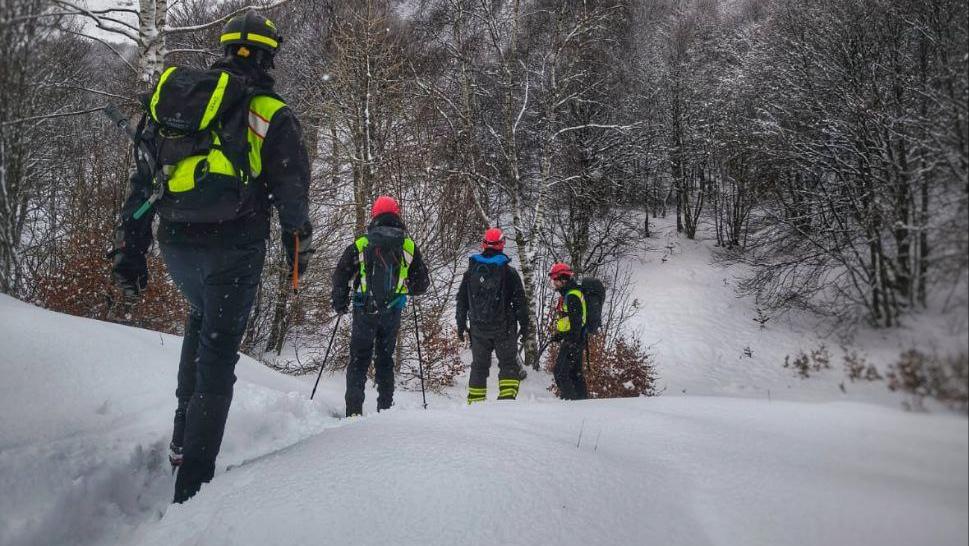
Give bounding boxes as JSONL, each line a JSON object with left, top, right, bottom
{"left": 282, "top": 222, "right": 314, "bottom": 278}
{"left": 518, "top": 325, "right": 528, "bottom": 344}
{"left": 333, "top": 301, "right": 349, "bottom": 315}
{"left": 108, "top": 248, "right": 148, "bottom": 299}
{"left": 551, "top": 332, "right": 565, "bottom": 343}
{"left": 457, "top": 324, "right": 467, "bottom": 342}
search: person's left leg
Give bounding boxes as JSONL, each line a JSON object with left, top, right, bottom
{"left": 554, "top": 343, "right": 577, "bottom": 400}
{"left": 570, "top": 341, "right": 589, "bottom": 400}
{"left": 494, "top": 333, "right": 520, "bottom": 400}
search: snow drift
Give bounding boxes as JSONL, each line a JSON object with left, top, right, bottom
{"left": 1, "top": 294, "right": 967, "bottom": 546}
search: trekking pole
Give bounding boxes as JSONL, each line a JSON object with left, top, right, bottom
{"left": 310, "top": 313, "right": 343, "bottom": 400}
{"left": 291, "top": 233, "right": 300, "bottom": 295}
{"left": 412, "top": 302, "right": 428, "bottom": 409}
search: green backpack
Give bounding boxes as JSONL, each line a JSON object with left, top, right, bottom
{"left": 132, "top": 66, "right": 255, "bottom": 223}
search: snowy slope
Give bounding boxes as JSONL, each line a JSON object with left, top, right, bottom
{"left": 0, "top": 295, "right": 341, "bottom": 546}
{"left": 626, "top": 217, "right": 969, "bottom": 405}
{"left": 2, "top": 294, "right": 967, "bottom": 546}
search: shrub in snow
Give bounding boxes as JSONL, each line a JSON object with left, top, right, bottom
{"left": 396, "top": 306, "right": 466, "bottom": 392}
{"left": 34, "top": 224, "right": 186, "bottom": 334}
{"left": 887, "top": 350, "right": 968, "bottom": 414}
{"left": 783, "top": 344, "right": 832, "bottom": 379}
{"left": 547, "top": 332, "right": 660, "bottom": 399}
{"left": 842, "top": 350, "right": 882, "bottom": 383}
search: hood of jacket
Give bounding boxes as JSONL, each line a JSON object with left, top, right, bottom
{"left": 470, "top": 250, "right": 509, "bottom": 266}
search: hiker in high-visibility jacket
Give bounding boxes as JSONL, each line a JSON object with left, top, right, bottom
{"left": 109, "top": 11, "right": 313, "bottom": 504}
{"left": 549, "top": 263, "right": 589, "bottom": 400}
{"left": 331, "top": 196, "right": 430, "bottom": 416}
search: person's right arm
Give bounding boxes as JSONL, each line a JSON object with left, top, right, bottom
{"left": 331, "top": 243, "right": 358, "bottom": 313}
{"left": 455, "top": 270, "right": 470, "bottom": 338}
{"left": 109, "top": 147, "right": 156, "bottom": 296}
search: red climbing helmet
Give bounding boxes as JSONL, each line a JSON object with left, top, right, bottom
{"left": 482, "top": 228, "right": 506, "bottom": 251}
{"left": 549, "top": 262, "right": 574, "bottom": 281}
{"left": 371, "top": 195, "right": 400, "bottom": 219}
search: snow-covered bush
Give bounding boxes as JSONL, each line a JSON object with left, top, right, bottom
{"left": 34, "top": 224, "right": 186, "bottom": 335}
{"left": 843, "top": 350, "right": 883, "bottom": 383}
{"left": 887, "top": 350, "right": 969, "bottom": 414}
{"left": 397, "top": 305, "right": 466, "bottom": 393}
{"left": 546, "top": 331, "right": 659, "bottom": 399}
{"left": 783, "top": 344, "right": 833, "bottom": 379}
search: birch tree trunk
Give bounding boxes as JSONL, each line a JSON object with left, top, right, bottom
{"left": 138, "top": 0, "right": 168, "bottom": 82}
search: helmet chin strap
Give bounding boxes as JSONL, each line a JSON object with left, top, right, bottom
{"left": 254, "top": 48, "right": 275, "bottom": 71}
{"left": 227, "top": 46, "right": 275, "bottom": 72}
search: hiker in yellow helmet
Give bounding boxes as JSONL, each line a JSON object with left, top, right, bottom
{"left": 110, "top": 10, "right": 312, "bottom": 504}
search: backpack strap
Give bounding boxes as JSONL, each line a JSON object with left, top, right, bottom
{"left": 355, "top": 236, "right": 369, "bottom": 294}
{"left": 396, "top": 237, "right": 415, "bottom": 294}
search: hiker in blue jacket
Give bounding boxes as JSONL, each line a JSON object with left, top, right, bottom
{"left": 456, "top": 228, "right": 530, "bottom": 403}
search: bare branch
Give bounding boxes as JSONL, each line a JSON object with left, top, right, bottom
{"left": 2, "top": 106, "right": 106, "bottom": 127}
{"left": 166, "top": 0, "right": 299, "bottom": 34}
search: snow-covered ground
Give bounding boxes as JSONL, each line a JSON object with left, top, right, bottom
{"left": 1, "top": 219, "right": 966, "bottom": 546}
{"left": 133, "top": 397, "right": 966, "bottom": 546}
{"left": 0, "top": 295, "right": 341, "bottom": 546}
{"left": 627, "top": 217, "right": 968, "bottom": 406}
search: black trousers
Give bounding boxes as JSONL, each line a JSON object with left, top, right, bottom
{"left": 345, "top": 307, "right": 402, "bottom": 416}
{"left": 469, "top": 330, "right": 520, "bottom": 399}
{"left": 161, "top": 241, "right": 265, "bottom": 502}
{"left": 554, "top": 339, "right": 589, "bottom": 400}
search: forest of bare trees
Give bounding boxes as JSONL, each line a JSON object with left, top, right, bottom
{"left": 1, "top": 0, "right": 966, "bottom": 382}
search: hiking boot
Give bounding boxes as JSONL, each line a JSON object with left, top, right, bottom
{"left": 169, "top": 441, "right": 184, "bottom": 470}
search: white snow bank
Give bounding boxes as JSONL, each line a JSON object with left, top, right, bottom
{"left": 135, "top": 397, "right": 968, "bottom": 546}
{"left": 0, "top": 295, "right": 341, "bottom": 546}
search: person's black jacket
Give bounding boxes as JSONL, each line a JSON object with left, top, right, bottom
{"left": 118, "top": 56, "right": 311, "bottom": 254}
{"left": 331, "top": 213, "right": 430, "bottom": 312}
{"left": 558, "top": 278, "right": 585, "bottom": 345}
{"left": 455, "top": 249, "right": 529, "bottom": 337}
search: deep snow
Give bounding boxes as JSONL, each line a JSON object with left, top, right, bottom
{"left": 0, "top": 295, "right": 341, "bottom": 546}
{"left": 133, "top": 398, "right": 968, "bottom": 546}
{"left": 1, "top": 217, "right": 966, "bottom": 546}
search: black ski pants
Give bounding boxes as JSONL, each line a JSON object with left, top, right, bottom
{"left": 554, "top": 338, "right": 589, "bottom": 400}
{"left": 469, "top": 330, "right": 520, "bottom": 400}
{"left": 345, "top": 306, "right": 402, "bottom": 416}
{"left": 161, "top": 241, "right": 265, "bottom": 503}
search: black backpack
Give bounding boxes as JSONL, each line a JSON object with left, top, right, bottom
{"left": 467, "top": 257, "right": 508, "bottom": 328}
{"left": 577, "top": 277, "right": 606, "bottom": 334}
{"left": 358, "top": 226, "right": 413, "bottom": 310}
{"left": 133, "top": 66, "right": 255, "bottom": 223}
